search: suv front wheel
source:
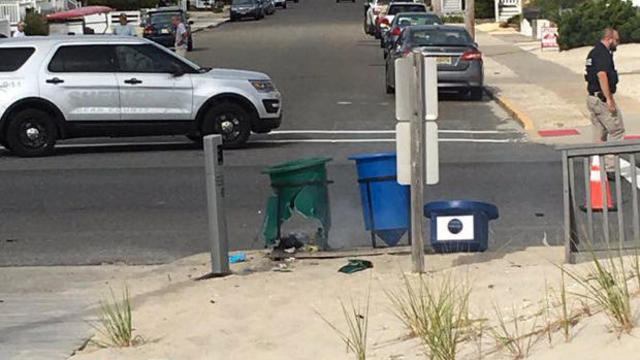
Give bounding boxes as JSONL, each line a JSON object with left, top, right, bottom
{"left": 202, "top": 102, "right": 251, "bottom": 148}
{"left": 6, "top": 109, "right": 57, "bottom": 157}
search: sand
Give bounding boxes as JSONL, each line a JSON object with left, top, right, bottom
{"left": 69, "top": 247, "right": 640, "bottom": 360}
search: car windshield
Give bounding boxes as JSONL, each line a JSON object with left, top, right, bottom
{"left": 233, "top": 0, "right": 254, "bottom": 4}
{"left": 148, "top": 12, "right": 182, "bottom": 25}
{"left": 376, "top": 0, "right": 391, "bottom": 5}
{"left": 388, "top": 5, "right": 425, "bottom": 15}
{"left": 395, "top": 15, "right": 442, "bottom": 27}
{"left": 410, "top": 29, "right": 472, "bottom": 46}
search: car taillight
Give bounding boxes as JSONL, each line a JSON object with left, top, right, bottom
{"left": 460, "top": 50, "right": 482, "bottom": 61}
{"left": 381, "top": 18, "right": 390, "bottom": 26}
{"left": 391, "top": 27, "right": 402, "bottom": 36}
{"left": 144, "top": 26, "right": 155, "bottom": 35}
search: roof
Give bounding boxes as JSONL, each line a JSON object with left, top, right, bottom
{"left": 406, "top": 24, "right": 468, "bottom": 32}
{"left": 394, "top": 11, "right": 439, "bottom": 16}
{"left": 46, "top": 6, "right": 113, "bottom": 21}
{"left": 0, "top": 35, "right": 149, "bottom": 47}
{"left": 145, "top": 6, "right": 184, "bottom": 13}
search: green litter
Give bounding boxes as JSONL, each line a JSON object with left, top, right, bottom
{"left": 338, "top": 259, "right": 373, "bottom": 274}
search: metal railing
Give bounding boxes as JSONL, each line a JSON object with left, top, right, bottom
{"left": 559, "top": 140, "right": 640, "bottom": 263}
{"left": 0, "top": 3, "right": 19, "bottom": 23}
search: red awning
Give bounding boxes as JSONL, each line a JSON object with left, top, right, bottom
{"left": 46, "top": 6, "right": 113, "bottom": 21}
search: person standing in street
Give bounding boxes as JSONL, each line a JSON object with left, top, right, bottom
{"left": 585, "top": 28, "right": 624, "bottom": 174}
{"left": 12, "top": 22, "right": 26, "bottom": 38}
{"left": 112, "top": 13, "right": 137, "bottom": 36}
{"left": 172, "top": 16, "right": 188, "bottom": 58}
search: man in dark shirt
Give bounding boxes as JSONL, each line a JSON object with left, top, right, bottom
{"left": 585, "top": 28, "right": 623, "bottom": 173}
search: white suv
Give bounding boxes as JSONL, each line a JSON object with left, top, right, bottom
{"left": 0, "top": 36, "right": 282, "bottom": 156}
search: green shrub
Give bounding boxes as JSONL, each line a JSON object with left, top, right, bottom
{"left": 529, "top": 0, "right": 589, "bottom": 22}
{"left": 556, "top": 0, "right": 640, "bottom": 50}
{"left": 86, "top": 0, "right": 159, "bottom": 10}
{"left": 475, "top": 0, "right": 494, "bottom": 19}
{"left": 24, "top": 11, "right": 48, "bottom": 36}
{"left": 442, "top": 14, "right": 464, "bottom": 23}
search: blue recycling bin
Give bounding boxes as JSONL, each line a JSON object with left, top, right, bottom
{"left": 349, "top": 152, "right": 410, "bottom": 247}
{"left": 424, "top": 200, "right": 499, "bottom": 253}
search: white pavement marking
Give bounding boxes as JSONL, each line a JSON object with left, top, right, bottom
{"left": 619, "top": 158, "right": 640, "bottom": 189}
{"left": 269, "top": 129, "right": 519, "bottom": 135}
{"left": 336, "top": 101, "right": 352, "bottom": 105}
{"left": 251, "top": 138, "right": 514, "bottom": 144}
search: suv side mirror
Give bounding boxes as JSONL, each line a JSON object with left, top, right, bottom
{"left": 170, "top": 63, "right": 185, "bottom": 77}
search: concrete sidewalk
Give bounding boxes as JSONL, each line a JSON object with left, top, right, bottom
{"left": 189, "top": 9, "right": 229, "bottom": 33}
{"left": 479, "top": 28, "right": 640, "bottom": 144}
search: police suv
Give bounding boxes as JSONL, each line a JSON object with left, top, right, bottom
{"left": 0, "top": 36, "right": 282, "bottom": 156}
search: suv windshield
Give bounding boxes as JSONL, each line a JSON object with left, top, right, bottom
{"left": 388, "top": 5, "right": 425, "bottom": 15}
{"left": 410, "top": 29, "right": 472, "bottom": 46}
{"left": 148, "top": 12, "right": 182, "bottom": 25}
{"left": 233, "top": 0, "right": 255, "bottom": 4}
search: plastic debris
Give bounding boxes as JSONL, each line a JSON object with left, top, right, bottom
{"left": 229, "top": 253, "right": 247, "bottom": 263}
{"left": 338, "top": 259, "right": 373, "bottom": 274}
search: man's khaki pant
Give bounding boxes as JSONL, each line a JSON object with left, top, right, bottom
{"left": 175, "top": 47, "right": 187, "bottom": 58}
{"left": 587, "top": 95, "right": 625, "bottom": 171}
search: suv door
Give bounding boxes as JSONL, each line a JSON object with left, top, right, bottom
{"left": 114, "top": 44, "right": 193, "bottom": 121}
{"left": 41, "top": 45, "right": 120, "bottom": 121}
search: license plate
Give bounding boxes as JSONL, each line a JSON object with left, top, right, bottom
{"left": 161, "top": 28, "right": 170, "bottom": 34}
{"left": 436, "top": 56, "right": 452, "bottom": 65}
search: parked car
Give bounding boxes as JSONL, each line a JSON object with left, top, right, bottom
{"left": 375, "top": 1, "right": 427, "bottom": 40}
{"left": 384, "top": 25, "right": 483, "bottom": 100}
{"left": 142, "top": 7, "right": 194, "bottom": 51}
{"left": 0, "top": 36, "right": 282, "bottom": 156}
{"left": 365, "top": 0, "right": 390, "bottom": 35}
{"left": 274, "top": 0, "right": 287, "bottom": 8}
{"left": 382, "top": 12, "right": 442, "bottom": 57}
{"left": 231, "top": 0, "right": 265, "bottom": 20}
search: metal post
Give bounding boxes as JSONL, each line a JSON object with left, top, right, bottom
{"left": 631, "top": 154, "right": 640, "bottom": 243}
{"left": 562, "top": 151, "right": 571, "bottom": 263}
{"left": 599, "top": 155, "right": 610, "bottom": 248}
{"left": 204, "top": 135, "right": 230, "bottom": 276}
{"left": 410, "top": 51, "right": 425, "bottom": 273}
{"left": 583, "top": 157, "right": 593, "bottom": 244}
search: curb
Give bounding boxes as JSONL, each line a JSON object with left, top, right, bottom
{"left": 191, "top": 18, "right": 230, "bottom": 33}
{"left": 484, "top": 86, "right": 540, "bottom": 139}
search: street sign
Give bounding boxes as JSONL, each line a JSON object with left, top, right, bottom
{"left": 424, "top": 57, "right": 438, "bottom": 121}
{"left": 395, "top": 121, "right": 439, "bottom": 185}
{"left": 395, "top": 56, "right": 414, "bottom": 122}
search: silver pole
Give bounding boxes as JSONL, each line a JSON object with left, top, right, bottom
{"left": 410, "top": 51, "right": 425, "bottom": 273}
{"left": 204, "top": 135, "right": 230, "bottom": 276}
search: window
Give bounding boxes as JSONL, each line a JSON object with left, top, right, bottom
{"left": 0, "top": 48, "right": 35, "bottom": 72}
{"left": 48, "top": 45, "right": 117, "bottom": 73}
{"left": 410, "top": 29, "right": 472, "bottom": 47}
{"left": 388, "top": 5, "right": 426, "bottom": 15}
{"left": 115, "top": 44, "right": 194, "bottom": 73}
{"left": 396, "top": 15, "right": 442, "bottom": 27}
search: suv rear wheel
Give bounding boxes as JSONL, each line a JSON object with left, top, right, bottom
{"left": 6, "top": 109, "right": 57, "bottom": 157}
{"left": 201, "top": 102, "right": 251, "bottom": 148}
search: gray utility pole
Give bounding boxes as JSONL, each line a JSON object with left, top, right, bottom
{"left": 410, "top": 51, "right": 426, "bottom": 274}
{"left": 465, "top": 0, "right": 476, "bottom": 40}
{"left": 204, "top": 135, "right": 231, "bottom": 276}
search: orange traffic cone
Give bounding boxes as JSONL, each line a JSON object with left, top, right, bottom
{"left": 584, "top": 156, "right": 615, "bottom": 211}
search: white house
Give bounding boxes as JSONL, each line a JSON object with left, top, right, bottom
{"left": 0, "top": 0, "right": 79, "bottom": 25}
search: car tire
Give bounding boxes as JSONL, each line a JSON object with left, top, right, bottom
{"left": 294, "top": 0, "right": 298, "bottom": 3}
{"left": 6, "top": 108, "right": 57, "bottom": 157}
{"left": 201, "top": 102, "right": 251, "bottom": 148}
{"left": 469, "top": 87, "right": 483, "bottom": 101}
{"left": 283, "top": 1, "right": 287, "bottom": 8}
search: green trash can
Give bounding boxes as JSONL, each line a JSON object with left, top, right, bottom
{"left": 262, "top": 157, "right": 333, "bottom": 249}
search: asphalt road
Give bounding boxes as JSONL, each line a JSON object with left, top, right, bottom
{"left": 0, "top": 0, "right": 563, "bottom": 266}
